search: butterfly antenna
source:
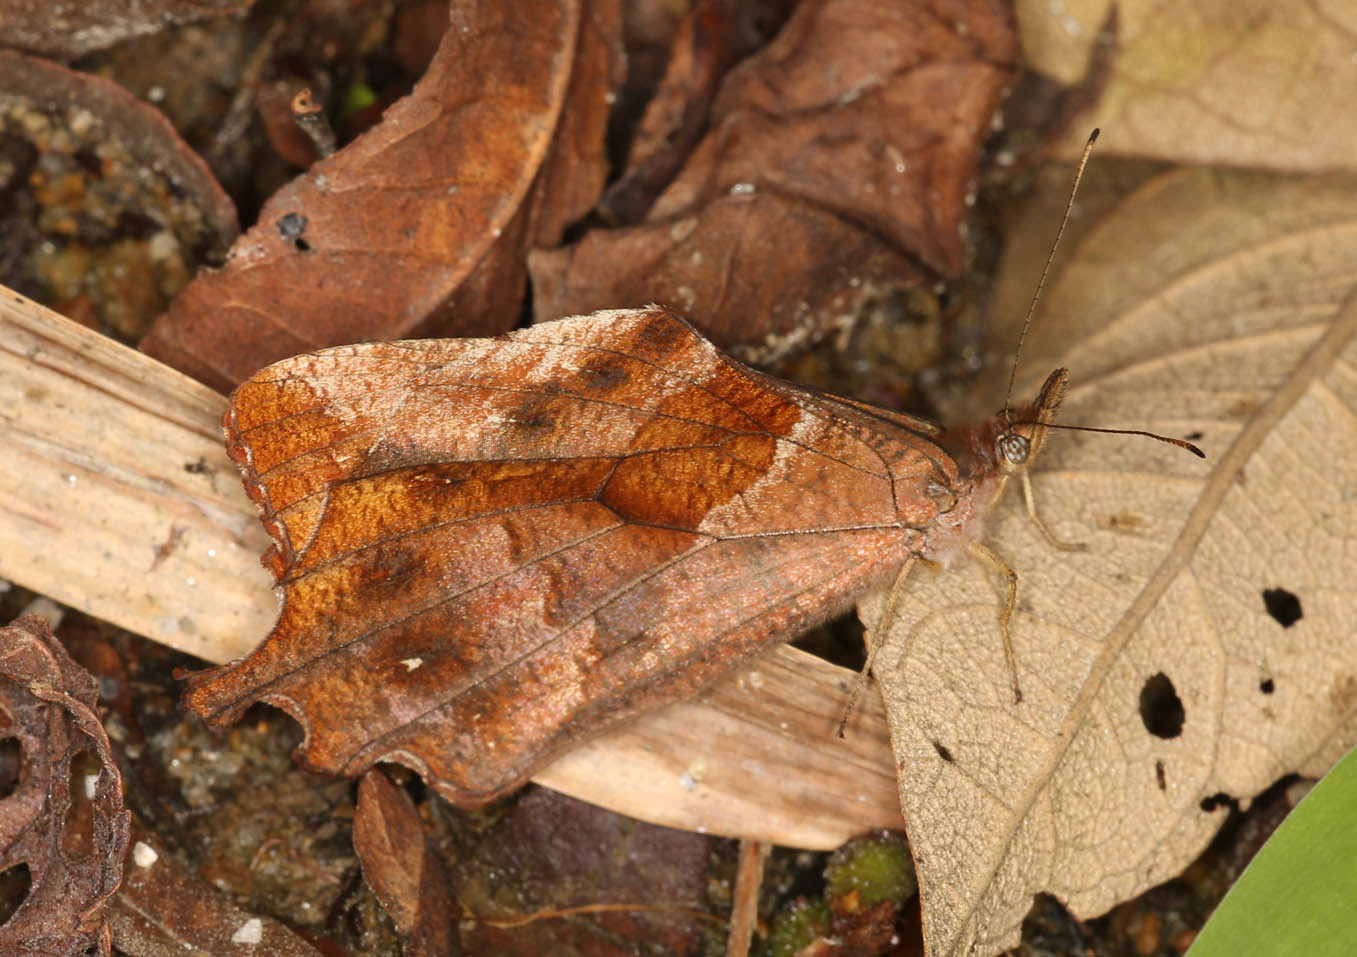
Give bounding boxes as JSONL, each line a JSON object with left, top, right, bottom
{"left": 1018, "top": 421, "right": 1205, "bottom": 457}
{"left": 1003, "top": 129, "right": 1101, "bottom": 419}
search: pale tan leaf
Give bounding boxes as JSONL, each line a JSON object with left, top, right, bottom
{"left": 1016, "top": 0, "right": 1357, "bottom": 171}
{"left": 868, "top": 167, "right": 1357, "bottom": 956}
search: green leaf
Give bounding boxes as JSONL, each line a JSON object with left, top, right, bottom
{"left": 1189, "top": 746, "right": 1357, "bottom": 957}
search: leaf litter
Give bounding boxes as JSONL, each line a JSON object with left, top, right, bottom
{"left": 0, "top": 615, "right": 130, "bottom": 955}
{"left": 2, "top": 1, "right": 1357, "bottom": 955}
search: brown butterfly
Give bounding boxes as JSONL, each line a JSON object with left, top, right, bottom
{"left": 181, "top": 301, "right": 1076, "bottom": 805}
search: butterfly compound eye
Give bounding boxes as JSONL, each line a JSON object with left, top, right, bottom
{"left": 998, "top": 433, "right": 1030, "bottom": 465}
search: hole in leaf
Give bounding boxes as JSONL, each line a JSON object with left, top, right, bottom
{"left": 1259, "top": 678, "right": 1275, "bottom": 695}
{"left": 1199, "top": 792, "right": 1235, "bottom": 813}
{"left": 0, "top": 738, "right": 21, "bottom": 800}
{"left": 0, "top": 862, "right": 30, "bottom": 927}
{"left": 61, "top": 750, "right": 100, "bottom": 861}
{"left": 933, "top": 741, "right": 953, "bottom": 763}
{"left": 1262, "top": 588, "right": 1302, "bottom": 628}
{"left": 1139, "top": 673, "right": 1185, "bottom": 739}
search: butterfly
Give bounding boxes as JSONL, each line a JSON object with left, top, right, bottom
{"left": 181, "top": 304, "right": 1069, "bottom": 806}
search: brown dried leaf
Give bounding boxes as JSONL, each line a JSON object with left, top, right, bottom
{"left": 647, "top": 0, "right": 1014, "bottom": 277}
{"left": 353, "top": 770, "right": 456, "bottom": 957}
{"left": 454, "top": 787, "right": 716, "bottom": 954}
{"left": 1018, "top": 0, "right": 1357, "bottom": 171}
{"left": 0, "top": 0, "right": 257, "bottom": 58}
{"left": 142, "top": 0, "right": 622, "bottom": 392}
{"left": 109, "top": 823, "right": 322, "bottom": 956}
{"left": 597, "top": 0, "right": 759, "bottom": 225}
{"left": 868, "top": 167, "right": 1357, "bottom": 956}
{"left": 532, "top": 0, "right": 1016, "bottom": 355}
{"left": 0, "top": 615, "right": 130, "bottom": 956}
{"left": 531, "top": 192, "right": 924, "bottom": 357}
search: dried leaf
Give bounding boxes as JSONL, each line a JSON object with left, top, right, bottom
{"left": 532, "top": 0, "right": 1016, "bottom": 355}
{"left": 1017, "top": 0, "right": 1357, "bottom": 171}
{"left": 868, "top": 167, "right": 1357, "bottom": 956}
{"left": 109, "top": 823, "right": 322, "bottom": 956}
{"left": 0, "top": 0, "right": 256, "bottom": 58}
{"left": 646, "top": 0, "right": 1014, "bottom": 277}
{"left": 454, "top": 787, "right": 715, "bottom": 954}
{"left": 531, "top": 193, "right": 924, "bottom": 358}
{"left": 597, "top": 0, "right": 757, "bottom": 225}
{"left": 353, "top": 771, "right": 456, "bottom": 957}
{"left": 142, "top": 0, "right": 622, "bottom": 392}
{"left": 0, "top": 615, "right": 130, "bottom": 956}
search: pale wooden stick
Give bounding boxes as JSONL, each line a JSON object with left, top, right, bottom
{"left": 726, "top": 840, "right": 766, "bottom": 957}
{"left": 0, "top": 288, "right": 903, "bottom": 849}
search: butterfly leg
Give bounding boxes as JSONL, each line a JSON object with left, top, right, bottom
{"left": 1021, "top": 471, "right": 1087, "bottom": 552}
{"left": 837, "top": 555, "right": 917, "bottom": 738}
{"left": 969, "top": 542, "right": 1023, "bottom": 704}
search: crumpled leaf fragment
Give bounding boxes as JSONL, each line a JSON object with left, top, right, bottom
{"left": 597, "top": 0, "right": 771, "bottom": 225}
{"left": 142, "top": 0, "right": 622, "bottom": 392}
{"left": 532, "top": 191, "right": 924, "bottom": 359}
{"left": 0, "top": 615, "right": 130, "bottom": 956}
{"left": 531, "top": 0, "right": 1015, "bottom": 357}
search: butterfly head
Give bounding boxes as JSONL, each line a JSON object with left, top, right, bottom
{"left": 994, "top": 368, "right": 1067, "bottom": 476}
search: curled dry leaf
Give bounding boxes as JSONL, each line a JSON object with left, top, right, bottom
{"left": 533, "top": 193, "right": 925, "bottom": 359}
{"left": 142, "top": 0, "right": 622, "bottom": 392}
{"left": 1017, "top": 0, "right": 1357, "bottom": 171}
{"left": 867, "top": 167, "right": 1357, "bottom": 956}
{"left": 109, "top": 822, "right": 321, "bottom": 956}
{"left": 353, "top": 771, "right": 456, "bottom": 957}
{"left": 0, "top": 0, "right": 256, "bottom": 58}
{"left": 531, "top": 0, "right": 1016, "bottom": 358}
{"left": 0, "top": 615, "right": 130, "bottom": 956}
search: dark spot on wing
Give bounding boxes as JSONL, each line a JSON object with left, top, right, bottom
{"left": 508, "top": 395, "right": 557, "bottom": 432}
{"left": 579, "top": 356, "right": 632, "bottom": 394}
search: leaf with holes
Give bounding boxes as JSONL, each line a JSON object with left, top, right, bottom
{"left": 0, "top": 616, "right": 130, "bottom": 955}
{"left": 867, "top": 167, "right": 1357, "bottom": 956}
